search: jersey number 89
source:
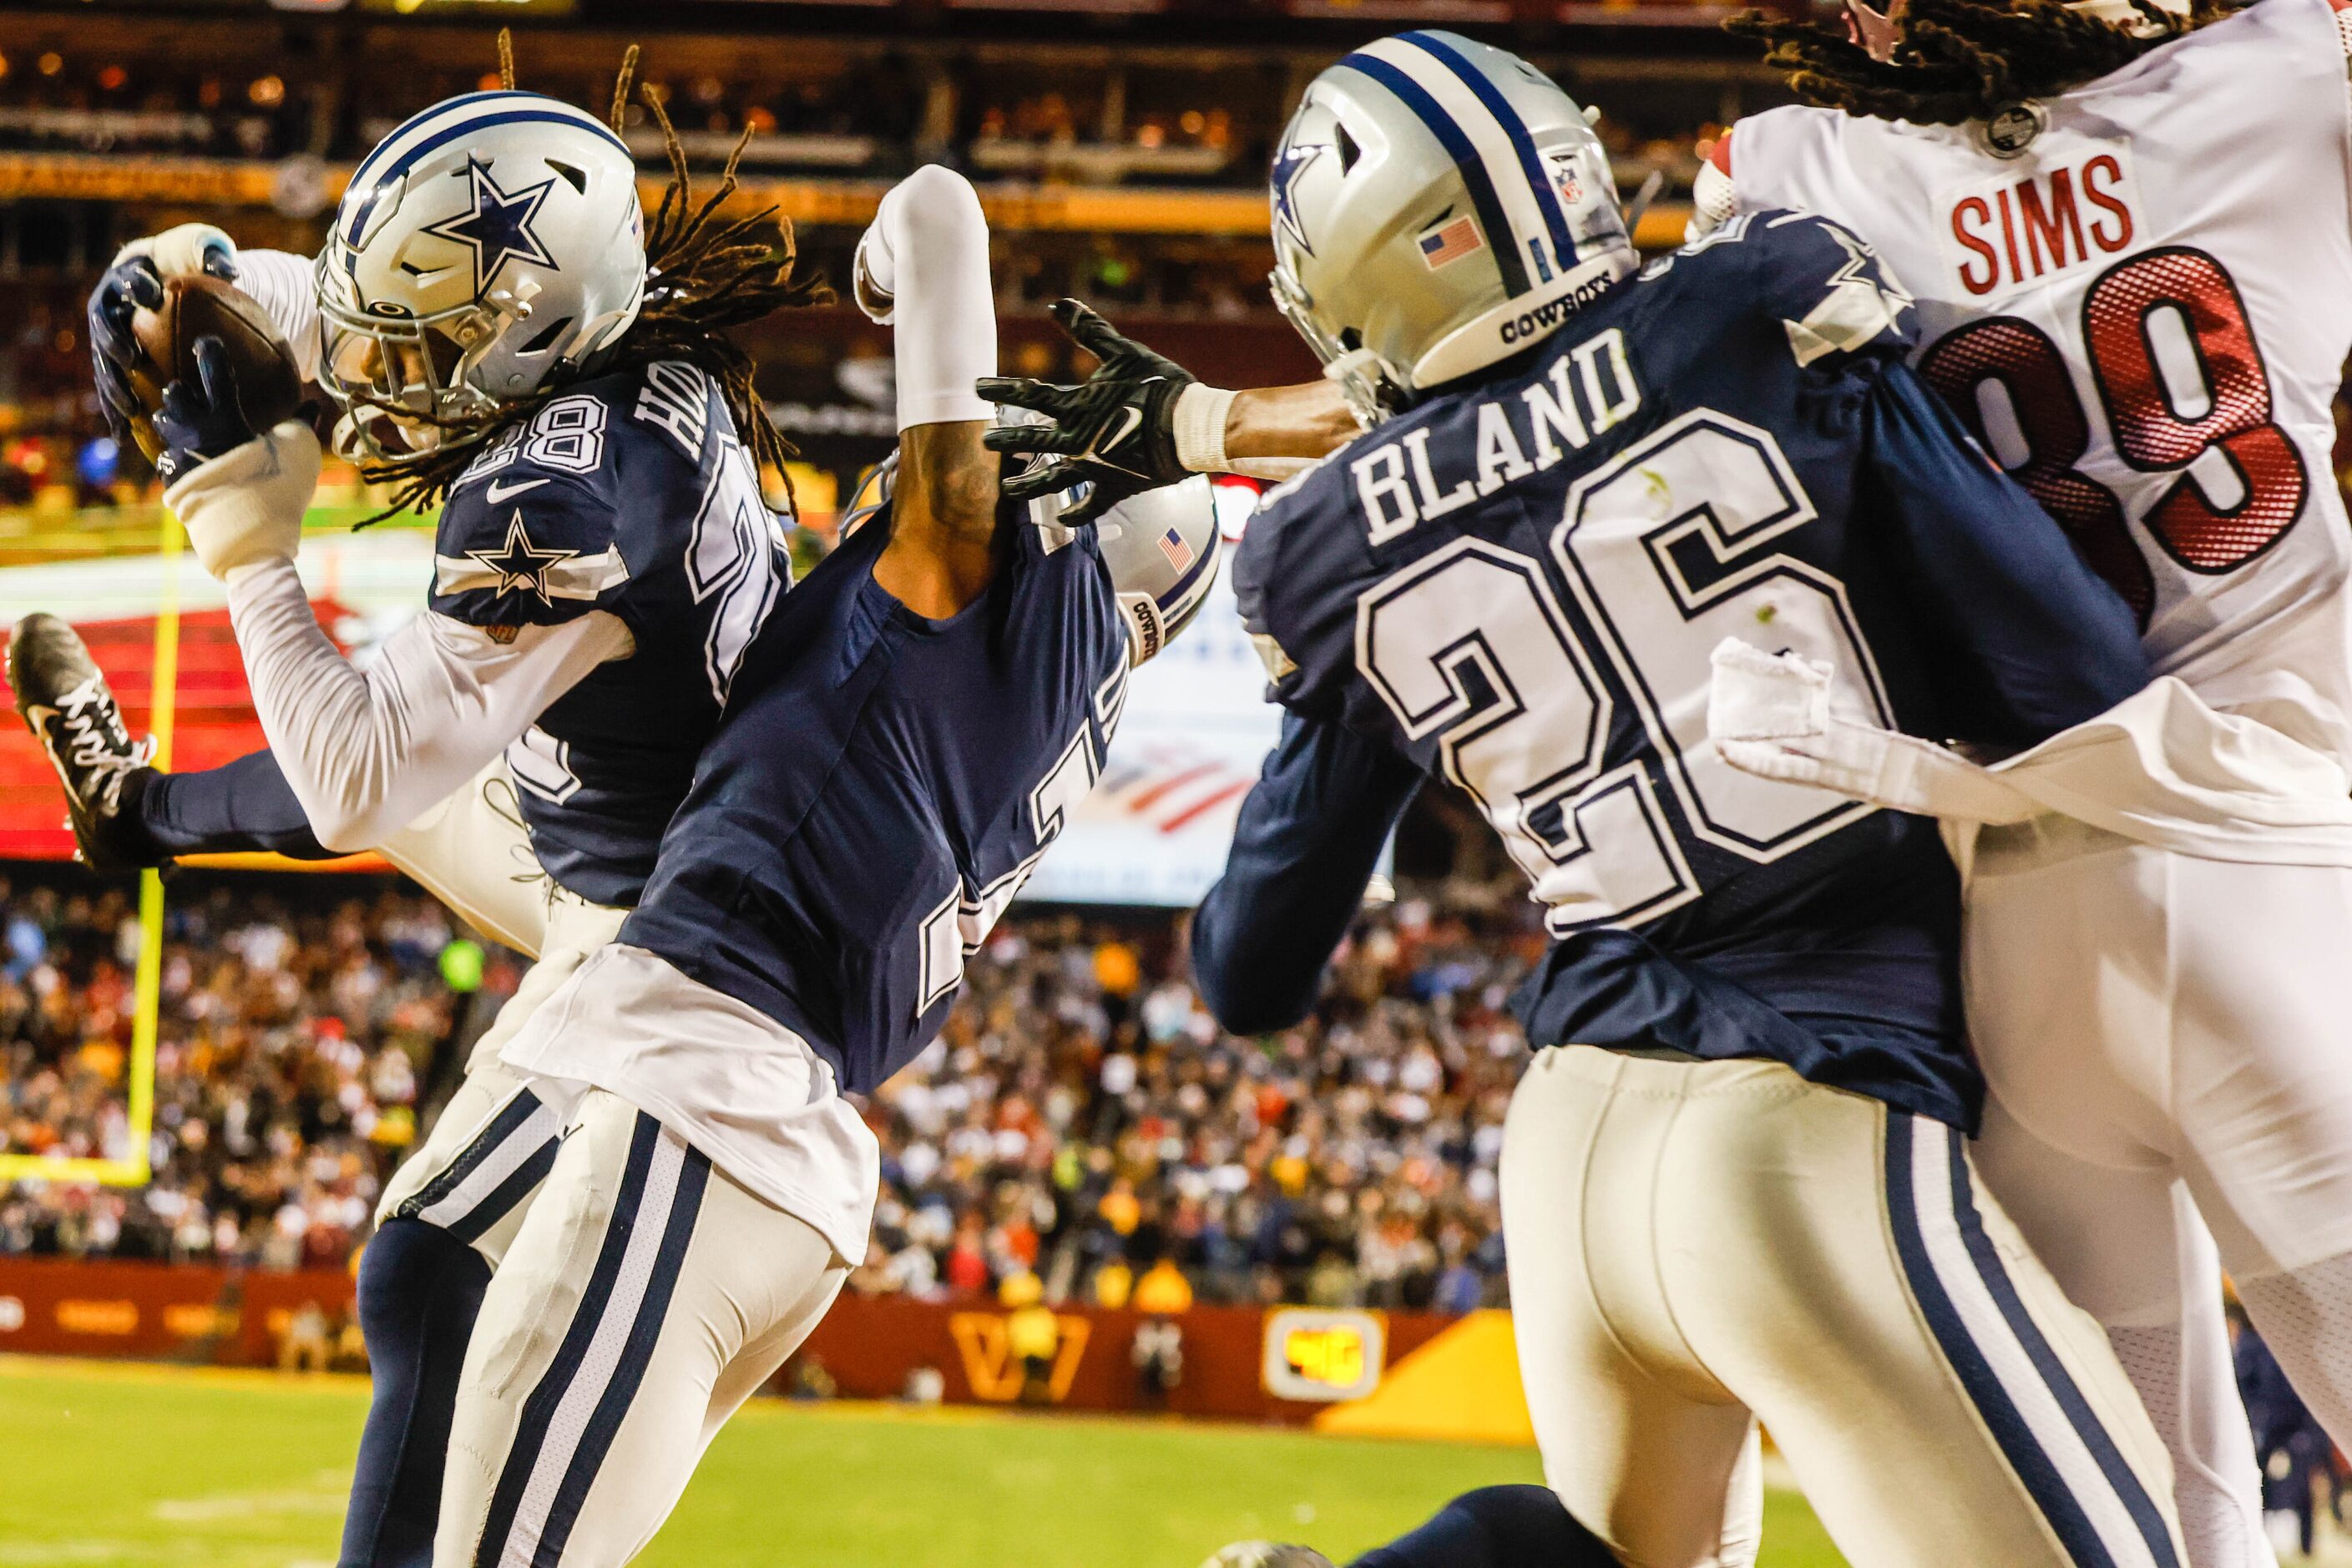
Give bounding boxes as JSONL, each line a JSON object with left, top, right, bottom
{"left": 1919, "top": 246, "right": 2309, "bottom": 627}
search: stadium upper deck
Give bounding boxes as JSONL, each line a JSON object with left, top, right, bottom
{"left": 0, "top": 0, "right": 1793, "bottom": 524}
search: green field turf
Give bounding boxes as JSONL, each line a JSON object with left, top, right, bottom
{"left": 0, "top": 1356, "right": 1848, "bottom": 1567}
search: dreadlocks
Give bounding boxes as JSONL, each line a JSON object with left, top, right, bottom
{"left": 358, "top": 43, "right": 831, "bottom": 521}
{"left": 1726, "top": 0, "right": 2231, "bottom": 125}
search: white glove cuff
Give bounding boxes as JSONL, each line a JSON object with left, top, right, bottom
{"left": 163, "top": 420, "right": 320, "bottom": 580}
{"left": 1171, "top": 384, "right": 1309, "bottom": 483}
{"left": 1173, "top": 382, "right": 1237, "bottom": 473}
{"left": 115, "top": 222, "right": 237, "bottom": 278}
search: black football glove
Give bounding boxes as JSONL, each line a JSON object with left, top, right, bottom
{"left": 87, "top": 235, "right": 238, "bottom": 458}
{"left": 979, "top": 298, "right": 1197, "bottom": 525}
{"left": 87, "top": 255, "right": 164, "bottom": 452}
{"left": 153, "top": 337, "right": 260, "bottom": 484}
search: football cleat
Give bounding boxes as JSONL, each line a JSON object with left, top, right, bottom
{"left": 8, "top": 614, "right": 158, "bottom": 874}
{"left": 1201, "top": 1545, "right": 1335, "bottom": 1568}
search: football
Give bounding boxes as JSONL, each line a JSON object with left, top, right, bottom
{"left": 124, "top": 272, "right": 306, "bottom": 460}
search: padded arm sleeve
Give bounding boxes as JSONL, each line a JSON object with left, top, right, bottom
{"left": 857, "top": 165, "right": 996, "bottom": 432}
{"left": 1192, "top": 711, "right": 1422, "bottom": 1034}
{"left": 225, "top": 555, "right": 631, "bottom": 852}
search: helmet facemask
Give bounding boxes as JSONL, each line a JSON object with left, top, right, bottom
{"left": 1268, "top": 264, "right": 1409, "bottom": 429}
{"left": 316, "top": 261, "right": 516, "bottom": 460}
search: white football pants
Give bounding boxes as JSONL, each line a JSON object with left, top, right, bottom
{"left": 1504, "top": 1045, "right": 2188, "bottom": 1568}
{"left": 1966, "top": 817, "right": 2352, "bottom": 1567}
{"left": 373, "top": 892, "right": 627, "bottom": 1266}
{"left": 435, "top": 1088, "right": 847, "bottom": 1568}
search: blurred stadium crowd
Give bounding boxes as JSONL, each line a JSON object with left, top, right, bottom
{"left": 0, "top": 871, "right": 1540, "bottom": 1312}
{"left": 0, "top": 10, "right": 1739, "bottom": 505}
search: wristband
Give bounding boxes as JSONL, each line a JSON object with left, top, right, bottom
{"left": 1173, "top": 383, "right": 1237, "bottom": 474}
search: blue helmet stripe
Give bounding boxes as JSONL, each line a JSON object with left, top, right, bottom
{"left": 345, "top": 99, "right": 631, "bottom": 248}
{"left": 351, "top": 91, "right": 529, "bottom": 189}
{"left": 1397, "top": 32, "right": 1576, "bottom": 273}
{"left": 1338, "top": 50, "right": 1533, "bottom": 297}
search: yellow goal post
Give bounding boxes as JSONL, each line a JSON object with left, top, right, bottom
{"left": 0, "top": 509, "right": 183, "bottom": 1187}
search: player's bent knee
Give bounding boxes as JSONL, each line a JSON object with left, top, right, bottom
{"left": 357, "top": 1217, "right": 492, "bottom": 1343}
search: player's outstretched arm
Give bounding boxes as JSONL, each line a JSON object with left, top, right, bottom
{"left": 1707, "top": 639, "right": 2041, "bottom": 822}
{"left": 1193, "top": 711, "right": 1421, "bottom": 1035}
{"left": 979, "top": 300, "right": 1357, "bottom": 516}
{"left": 856, "top": 165, "right": 1003, "bottom": 617}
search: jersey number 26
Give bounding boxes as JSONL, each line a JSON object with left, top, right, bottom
{"left": 1358, "top": 410, "right": 1892, "bottom": 933}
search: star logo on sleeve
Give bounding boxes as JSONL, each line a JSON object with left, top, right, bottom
{"left": 467, "top": 512, "right": 579, "bottom": 607}
{"left": 422, "top": 157, "right": 559, "bottom": 296}
{"left": 1271, "top": 139, "right": 1327, "bottom": 257}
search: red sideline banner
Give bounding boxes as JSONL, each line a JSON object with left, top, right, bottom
{"left": 0, "top": 1257, "right": 355, "bottom": 1367}
{"left": 0, "top": 1257, "right": 1459, "bottom": 1424}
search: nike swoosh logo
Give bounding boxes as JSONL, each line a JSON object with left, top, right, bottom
{"left": 1097, "top": 406, "right": 1144, "bottom": 456}
{"left": 485, "top": 478, "right": 550, "bottom": 504}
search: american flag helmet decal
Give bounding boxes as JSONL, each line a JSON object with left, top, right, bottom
{"left": 1157, "top": 524, "right": 1195, "bottom": 572}
{"left": 1419, "top": 214, "right": 1485, "bottom": 270}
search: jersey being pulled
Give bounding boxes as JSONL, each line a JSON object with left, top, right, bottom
{"left": 1725, "top": 0, "right": 2352, "bottom": 761}
{"left": 615, "top": 501, "right": 1132, "bottom": 1095}
{"left": 429, "top": 360, "right": 790, "bottom": 906}
{"left": 1232, "top": 212, "right": 2147, "bottom": 1128}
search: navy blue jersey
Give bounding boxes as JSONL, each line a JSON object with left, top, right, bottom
{"left": 619, "top": 501, "right": 1132, "bottom": 1094}
{"left": 1196, "top": 212, "right": 2150, "bottom": 1129}
{"left": 430, "top": 360, "right": 791, "bottom": 906}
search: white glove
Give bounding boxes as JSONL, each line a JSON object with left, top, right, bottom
{"left": 1707, "top": 638, "right": 2037, "bottom": 824}
{"left": 161, "top": 421, "right": 320, "bottom": 582}
{"left": 115, "top": 222, "right": 238, "bottom": 281}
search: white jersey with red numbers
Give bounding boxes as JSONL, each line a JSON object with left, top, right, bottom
{"left": 1715, "top": 0, "right": 2352, "bottom": 762}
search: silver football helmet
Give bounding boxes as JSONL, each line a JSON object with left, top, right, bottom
{"left": 316, "top": 90, "right": 646, "bottom": 461}
{"left": 1268, "top": 32, "right": 1635, "bottom": 425}
{"left": 1087, "top": 474, "right": 1220, "bottom": 665}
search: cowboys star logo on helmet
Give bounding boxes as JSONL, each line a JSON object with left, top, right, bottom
{"left": 421, "top": 156, "right": 561, "bottom": 295}
{"left": 1270, "top": 139, "right": 1328, "bottom": 256}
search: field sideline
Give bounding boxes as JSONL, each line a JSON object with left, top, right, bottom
{"left": 0, "top": 1355, "right": 1849, "bottom": 1566}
